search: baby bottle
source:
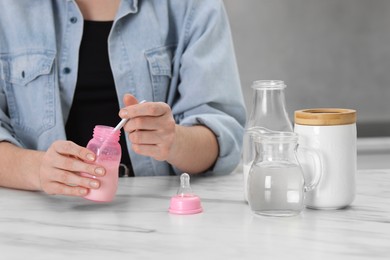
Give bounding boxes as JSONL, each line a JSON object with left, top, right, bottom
{"left": 82, "top": 125, "right": 122, "bottom": 202}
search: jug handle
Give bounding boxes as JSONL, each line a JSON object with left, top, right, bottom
{"left": 298, "top": 147, "right": 323, "bottom": 192}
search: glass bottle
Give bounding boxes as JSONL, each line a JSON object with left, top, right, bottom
{"left": 82, "top": 125, "right": 122, "bottom": 202}
{"left": 243, "top": 80, "right": 293, "bottom": 202}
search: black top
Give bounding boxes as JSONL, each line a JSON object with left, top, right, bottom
{"left": 65, "top": 20, "right": 133, "bottom": 176}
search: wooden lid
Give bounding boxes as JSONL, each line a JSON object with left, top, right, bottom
{"left": 294, "top": 108, "right": 356, "bottom": 126}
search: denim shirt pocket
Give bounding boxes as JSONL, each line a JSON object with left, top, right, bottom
{"left": 0, "top": 50, "right": 56, "bottom": 137}
{"left": 144, "top": 45, "right": 176, "bottom": 102}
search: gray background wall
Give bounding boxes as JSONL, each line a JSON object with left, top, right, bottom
{"left": 224, "top": 0, "right": 390, "bottom": 137}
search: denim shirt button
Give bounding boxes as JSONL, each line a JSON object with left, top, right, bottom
{"left": 70, "top": 17, "right": 78, "bottom": 24}
{"left": 63, "top": 67, "right": 71, "bottom": 74}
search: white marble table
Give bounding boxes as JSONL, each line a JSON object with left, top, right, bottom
{"left": 1, "top": 169, "right": 389, "bottom": 260}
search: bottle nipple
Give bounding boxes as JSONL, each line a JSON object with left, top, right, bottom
{"left": 169, "top": 173, "right": 203, "bottom": 215}
{"left": 177, "top": 173, "right": 193, "bottom": 197}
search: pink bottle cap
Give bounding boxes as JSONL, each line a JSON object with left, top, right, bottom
{"left": 169, "top": 173, "right": 203, "bottom": 215}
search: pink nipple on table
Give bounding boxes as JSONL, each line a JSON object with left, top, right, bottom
{"left": 169, "top": 173, "right": 203, "bottom": 215}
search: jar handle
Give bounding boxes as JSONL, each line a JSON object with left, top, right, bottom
{"left": 297, "top": 147, "right": 323, "bottom": 192}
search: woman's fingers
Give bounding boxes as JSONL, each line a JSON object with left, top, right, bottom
{"left": 120, "top": 101, "right": 168, "bottom": 119}
{"left": 54, "top": 155, "right": 105, "bottom": 177}
{"left": 51, "top": 141, "right": 105, "bottom": 177}
{"left": 43, "top": 181, "right": 89, "bottom": 197}
{"left": 39, "top": 140, "right": 104, "bottom": 196}
{"left": 52, "top": 169, "right": 100, "bottom": 189}
{"left": 119, "top": 98, "right": 178, "bottom": 162}
{"left": 53, "top": 140, "right": 95, "bottom": 162}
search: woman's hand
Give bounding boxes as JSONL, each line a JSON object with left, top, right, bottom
{"left": 39, "top": 140, "right": 106, "bottom": 196}
{"left": 119, "top": 94, "right": 218, "bottom": 174}
{"left": 119, "top": 94, "right": 177, "bottom": 161}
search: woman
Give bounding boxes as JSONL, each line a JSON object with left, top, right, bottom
{"left": 0, "top": 0, "right": 246, "bottom": 196}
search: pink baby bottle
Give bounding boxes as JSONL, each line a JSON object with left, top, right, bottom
{"left": 82, "top": 125, "right": 122, "bottom": 202}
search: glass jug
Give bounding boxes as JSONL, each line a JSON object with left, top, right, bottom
{"left": 247, "top": 128, "right": 322, "bottom": 217}
{"left": 243, "top": 80, "right": 293, "bottom": 201}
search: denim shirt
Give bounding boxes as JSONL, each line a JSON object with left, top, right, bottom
{"left": 0, "top": 0, "right": 246, "bottom": 176}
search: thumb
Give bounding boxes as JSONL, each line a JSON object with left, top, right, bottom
{"left": 123, "top": 93, "right": 139, "bottom": 107}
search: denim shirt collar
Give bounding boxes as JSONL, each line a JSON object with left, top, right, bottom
{"left": 122, "top": 0, "right": 139, "bottom": 13}
{"left": 116, "top": 0, "right": 139, "bottom": 20}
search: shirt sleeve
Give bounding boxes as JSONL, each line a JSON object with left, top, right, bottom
{"left": 171, "top": 0, "right": 247, "bottom": 175}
